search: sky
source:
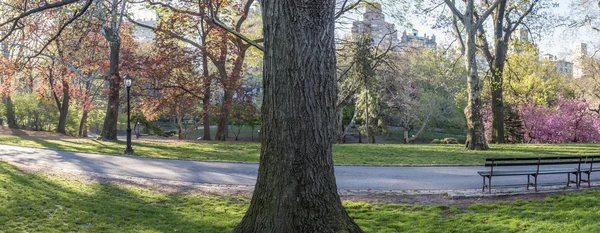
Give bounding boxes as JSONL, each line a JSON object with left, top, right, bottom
{"left": 392, "top": 0, "right": 597, "bottom": 59}
{"left": 131, "top": 0, "right": 597, "bottom": 59}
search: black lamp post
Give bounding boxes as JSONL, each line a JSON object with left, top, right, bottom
{"left": 124, "top": 75, "right": 134, "bottom": 154}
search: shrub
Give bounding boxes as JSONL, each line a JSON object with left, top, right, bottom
{"left": 485, "top": 97, "right": 600, "bottom": 143}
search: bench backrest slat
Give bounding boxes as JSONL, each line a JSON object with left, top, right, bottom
{"left": 485, "top": 155, "right": 600, "bottom": 162}
{"left": 484, "top": 155, "right": 600, "bottom": 167}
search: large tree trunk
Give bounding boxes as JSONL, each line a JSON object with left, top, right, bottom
{"left": 490, "top": 0, "right": 508, "bottom": 144}
{"left": 56, "top": 80, "right": 70, "bottom": 134}
{"left": 100, "top": 40, "right": 121, "bottom": 141}
{"left": 233, "top": 0, "right": 363, "bottom": 232}
{"left": 464, "top": 24, "right": 489, "bottom": 150}
{"left": 214, "top": 89, "right": 233, "bottom": 141}
{"left": 490, "top": 59, "right": 506, "bottom": 144}
{"left": 78, "top": 110, "right": 88, "bottom": 137}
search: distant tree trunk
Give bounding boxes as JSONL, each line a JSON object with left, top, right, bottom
{"left": 56, "top": 80, "right": 70, "bottom": 134}
{"left": 201, "top": 74, "right": 212, "bottom": 141}
{"left": 232, "top": 0, "right": 363, "bottom": 232}
{"left": 490, "top": 54, "right": 507, "bottom": 144}
{"left": 215, "top": 89, "right": 233, "bottom": 141}
{"left": 177, "top": 110, "right": 184, "bottom": 140}
{"left": 364, "top": 89, "right": 370, "bottom": 144}
{"left": 214, "top": 43, "right": 248, "bottom": 141}
{"left": 200, "top": 17, "right": 212, "bottom": 141}
{"left": 78, "top": 110, "right": 88, "bottom": 137}
{"left": 485, "top": 0, "right": 509, "bottom": 144}
{"left": 100, "top": 40, "right": 121, "bottom": 141}
{"left": 358, "top": 129, "right": 362, "bottom": 143}
{"left": 464, "top": 23, "right": 489, "bottom": 150}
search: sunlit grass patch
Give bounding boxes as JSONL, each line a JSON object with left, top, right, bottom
{"left": 0, "top": 135, "right": 598, "bottom": 165}
{"left": 1, "top": 162, "right": 600, "bottom": 232}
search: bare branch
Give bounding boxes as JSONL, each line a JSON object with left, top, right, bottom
{"left": 28, "top": 0, "right": 94, "bottom": 59}
{"left": 211, "top": 19, "right": 263, "bottom": 51}
{"left": 443, "top": 0, "right": 464, "bottom": 22}
{"left": 476, "top": 0, "right": 503, "bottom": 28}
{"left": 335, "top": 0, "right": 362, "bottom": 19}
{"left": 0, "top": 0, "right": 84, "bottom": 43}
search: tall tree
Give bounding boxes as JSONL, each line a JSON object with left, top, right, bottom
{"left": 233, "top": 0, "right": 363, "bottom": 231}
{"left": 476, "top": 0, "right": 541, "bottom": 143}
{"left": 444, "top": 0, "right": 502, "bottom": 150}
{"left": 352, "top": 35, "right": 379, "bottom": 144}
{"left": 96, "top": 0, "right": 129, "bottom": 141}
{"left": 133, "top": 0, "right": 216, "bottom": 140}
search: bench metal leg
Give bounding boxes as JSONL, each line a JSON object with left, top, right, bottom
{"left": 588, "top": 172, "right": 591, "bottom": 188}
{"left": 527, "top": 175, "right": 530, "bottom": 190}
{"left": 482, "top": 176, "right": 486, "bottom": 192}
{"left": 567, "top": 173, "right": 570, "bottom": 187}
{"left": 534, "top": 175, "right": 538, "bottom": 192}
{"left": 488, "top": 176, "right": 492, "bottom": 194}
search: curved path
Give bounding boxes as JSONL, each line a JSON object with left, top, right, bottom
{"left": 0, "top": 145, "right": 589, "bottom": 191}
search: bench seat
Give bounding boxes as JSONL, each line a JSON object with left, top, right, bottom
{"left": 478, "top": 169, "right": 577, "bottom": 177}
{"left": 580, "top": 168, "right": 600, "bottom": 173}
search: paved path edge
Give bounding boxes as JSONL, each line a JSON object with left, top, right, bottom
{"left": 0, "top": 144, "right": 482, "bottom": 167}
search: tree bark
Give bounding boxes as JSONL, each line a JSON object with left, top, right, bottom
{"left": 200, "top": 15, "right": 212, "bottom": 141}
{"left": 201, "top": 68, "right": 212, "bottom": 141}
{"left": 56, "top": 79, "right": 70, "bottom": 134}
{"left": 214, "top": 43, "right": 248, "bottom": 141}
{"left": 78, "top": 110, "right": 88, "bottom": 137}
{"left": 464, "top": 23, "right": 489, "bottom": 150}
{"left": 215, "top": 89, "right": 233, "bottom": 141}
{"left": 233, "top": 0, "right": 363, "bottom": 232}
{"left": 100, "top": 40, "right": 121, "bottom": 141}
{"left": 489, "top": 0, "right": 508, "bottom": 144}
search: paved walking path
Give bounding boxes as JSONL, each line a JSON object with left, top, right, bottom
{"left": 0, "top": 144, "right": 593, "bottom": 191}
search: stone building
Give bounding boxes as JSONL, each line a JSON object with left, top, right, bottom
{"left": 132, "top": 19, "right": 157, "bottom": 41}
{"left": 399, "top": 29, "right": 436, "bottom": 49}
{"left": 350, "top": 3, "right": 398, "bottom": 46}
{"left": 542, "top": 53, "right": 574, "bottom": 78}
{"left": 571, "top": 43, "right": 589, "bottom": 79}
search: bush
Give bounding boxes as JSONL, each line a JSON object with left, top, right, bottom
{"left": 12, "top": 93, "right": 57, "bottom": 131}
{"left": 485, "top": 96, "right": 600, "bottom": 143}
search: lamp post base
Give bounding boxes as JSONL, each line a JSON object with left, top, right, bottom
{"left": 124, "top": 148, "right": 135, "bottom": 154}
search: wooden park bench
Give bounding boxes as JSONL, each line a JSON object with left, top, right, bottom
{"left": 478, "top": 156, "right": 600, "bottom": 193}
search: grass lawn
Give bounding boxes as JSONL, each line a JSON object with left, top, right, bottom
{"left": 1, "top": 161, "right": 600, "bottom": 232}
{"left": 0, "top": 135, "right": 599, "bottom": 165}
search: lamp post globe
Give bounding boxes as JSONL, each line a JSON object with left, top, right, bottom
{"left": 124, "top": 75, "right": 134, "bottom": 154}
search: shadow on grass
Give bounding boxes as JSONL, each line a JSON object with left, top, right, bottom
{"left": 0, "top": 162, "right": 244, "bottom": 232}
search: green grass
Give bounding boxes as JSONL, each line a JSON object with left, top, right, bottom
{"left": 0, "top": 135, "right": 260, "bottom": 162}
{"left": 1, "top": 161, "right": 600, "bottom": 232}
{"left": 0, "top": 135, "right": 599, "bottom": 165}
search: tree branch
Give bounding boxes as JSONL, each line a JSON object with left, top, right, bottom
{"left": 443, "top": 0, "right": 464, "bottom": 22}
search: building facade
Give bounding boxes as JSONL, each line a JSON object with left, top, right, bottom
{"left": 350, "top": 3, "right": 398, "bottom": 46}
{"left": 571, "top": 43, "right": 589, "bottom": 79}
{"left": 542, "top": 53, "right": 574, "bottom": 78}
{"left": 399, "top": 29, "right": 436, "bottom": 49}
